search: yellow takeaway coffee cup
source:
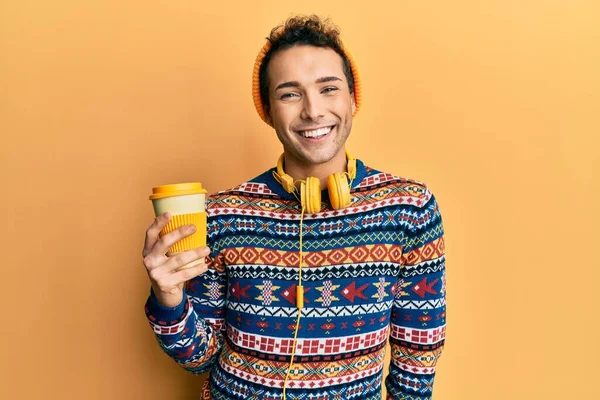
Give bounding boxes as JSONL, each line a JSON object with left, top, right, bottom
{"left": 149, "top": 182, "right": 207, "bottom": 270}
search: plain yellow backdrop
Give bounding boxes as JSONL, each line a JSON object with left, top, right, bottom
{"left": 1, "top": 1, "right": 599, "bottom": 399}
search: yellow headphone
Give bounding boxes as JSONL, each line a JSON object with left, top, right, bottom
{"left": 273, "top": 150, "right": 357, "bottom": 213}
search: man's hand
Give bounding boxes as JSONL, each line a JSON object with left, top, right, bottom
{"left": 142, "top": 212, "right": 210, "bottom": 308}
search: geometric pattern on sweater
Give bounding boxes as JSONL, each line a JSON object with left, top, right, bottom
{"left": 217, "top": 214, "right": 408, "bottom": 237}
{"left": 402, "top": 239, "right": 444, "bottom": 268}
{"left": 207, "top": 366, "right": 385, "bottom": 400}
{"left": 393, "top": 298, "right": 446, "bottom": 310}
{"left": 219, "top": 359, "right": 384, "bottom": 390}
{"left": 392, "top": 359, "right": 441, "bottom": 376}
{"left": 228, "top": 262, "right": 401, "bottom": 281}
{"left": 209, "top": 210, "right": 429, "bottom": 239}
{"left": 220, "top": 341, "right": 385, "bottom": 381}
{"left": 212, "top": 231, "right": 407, "bottom": 253}
{"left": 222, "top": 344, "right": 385, "bottom": 388}
{"left": 144, "top": 159, "right": 446, "bottom": 400}
{"left": 229, "top": 182, "right": 277, "bottom": 196}
{"left": 206, "top": 197, "right": 431, "bottom": 223}
{"left": 390, "top": 343, "right": 444, "bottom": 369}
{"left": 209, "top": 177, "right": 431, "bottom": 214}
{"left": 221, "top": 244, "right": 404, "bottom": 267}
{"left": 207, "top": 203, "right": 434, "bottom": 231}
{"left": 206, "top": 201, "right": 442, "bottom": 238}
{"left": 356, "top": 171, "right": 400, "bottom": 187}
{"left": 355, "top": 172, "right": 427, "bottom": 192}
{"left": 225, "top": 336, "right": 388, "bottom": 364}
{"left": 226, "top": 300, "right": 394, "bottom": 319}
{"left": 207, "top": 203, "right": 436, "bottom": 239}
{"left": 226, "top": 324, "right": 389, "bottom": 356}
{"left": 389, "top": 325, "right": 446, "bottom": 346}
{"left": 385, "top": 393, "right": 433, "bottom": 400}
{"left": 391, "top": 368, "right": 435, "bottom": 396}
{"left": 189, "top": 298, "right": 225, "bottom": 309}
{"left": 224, "top": 274, "right": 401, "bottom": 308}
{"left": 401, "top": 258, "right": 445, "bottom": 277}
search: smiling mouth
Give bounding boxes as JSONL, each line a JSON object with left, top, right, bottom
{"left": 297, "top": 126, "right": 334, "bottom": 139}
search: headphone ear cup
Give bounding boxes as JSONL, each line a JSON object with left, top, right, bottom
{"left": 327, "top": 173, "right": 351, "bottom": 210}
{"left": 301, "top": 177, "right": 321, "bottom": 213}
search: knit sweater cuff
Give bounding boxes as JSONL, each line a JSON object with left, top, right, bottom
{"left": 144, "top": 288, "right": 191, "bottom": 335}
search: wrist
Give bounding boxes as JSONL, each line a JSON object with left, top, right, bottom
{"left": 151, "top": 285, "right": 184, "bottom": 308}
{"left": 145, "top": 287, "right": 188, "bottom": 328}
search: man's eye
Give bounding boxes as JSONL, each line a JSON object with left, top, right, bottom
{"left": 280, "top": 93, "right": 298, "bottom": 99}
{"left": 322, "top": 87, "right": 339, "bottom": 93}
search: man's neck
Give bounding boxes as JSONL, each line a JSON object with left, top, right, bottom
{"left": 283, "top": 150, "right": 348, "bottom": 190}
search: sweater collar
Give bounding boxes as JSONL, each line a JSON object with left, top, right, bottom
{"left": 261, "top": 158, "right": 367, "bottom": 200}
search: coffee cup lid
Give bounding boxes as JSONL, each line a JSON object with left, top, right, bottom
{"left": 149, "top": 182, "right": 207, "bottom": 200}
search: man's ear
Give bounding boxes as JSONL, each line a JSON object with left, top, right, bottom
{"left": 351, "top": 95, "right": 356, "bottom": 114}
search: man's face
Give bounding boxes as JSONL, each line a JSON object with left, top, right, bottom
{"left": 266, "top": 45, "right": 356, "bottom": 167}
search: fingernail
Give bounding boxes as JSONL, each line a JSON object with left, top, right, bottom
{"left": 164, "top": 212, "right": 170, "bottom": 219}
{"left": 189, "top": 225, "right": 196, "bottom": 231}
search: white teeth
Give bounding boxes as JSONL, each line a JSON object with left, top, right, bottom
{"left": 300, "top": 126, "right": 332, "bottom": 138}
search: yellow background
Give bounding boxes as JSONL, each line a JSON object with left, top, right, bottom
{"left": 1, "top": 1, "right": 599, "bottom": 399}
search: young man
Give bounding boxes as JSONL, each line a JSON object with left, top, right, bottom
{"left": 142, "top": 15, "right": 446, "bottom": 400}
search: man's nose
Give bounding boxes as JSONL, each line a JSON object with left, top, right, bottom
{"left": 301, "top": 92, "right": 325, "bottom": 121}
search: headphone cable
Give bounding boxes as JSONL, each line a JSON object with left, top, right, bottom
{"left": 282, "top": 204, "right": 305, "bottom": 399}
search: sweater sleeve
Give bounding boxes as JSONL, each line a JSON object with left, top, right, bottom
{"left": 144, "top": 230, "right": 227, "bottom": 375}
{"left": 386, "top": 187, "right": 446, "bottom": 399}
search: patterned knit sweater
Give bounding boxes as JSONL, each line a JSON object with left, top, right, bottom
{"left": 145, "top": 159, "right": 446, "bottom": 400}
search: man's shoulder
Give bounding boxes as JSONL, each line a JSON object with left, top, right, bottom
{"left": 359, "top": 162, "right": 434, "bottom": 208}
{"left": 205, "top": 168, "right": 277, "bottom": 209}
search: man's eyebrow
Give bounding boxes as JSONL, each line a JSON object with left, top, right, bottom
{"left": 274, "top": 76, "right": 343, "bottom": 91}
{"left": 315, "top": 76, "right": 342, "bottom": 84}
{"left": 274, "top": 81, "right": 300, "bottom": 91}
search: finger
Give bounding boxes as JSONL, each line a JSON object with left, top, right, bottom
{"left": 168, "top": 262, "right": 209, "bottom": 287}
{"left": 148, "top": 261, "right": 208, "bottom": 296}
{"left": 143, "top": 212, "right": 171, "bottom": 257}
{"left": 151, "top": 223, "right": 198, "bottom": 257}
{"left": 152, "top": 257, "right": 209, "bottom": 291}
{"left": 162, "top": 246, "right": 211, "bottom": 274}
